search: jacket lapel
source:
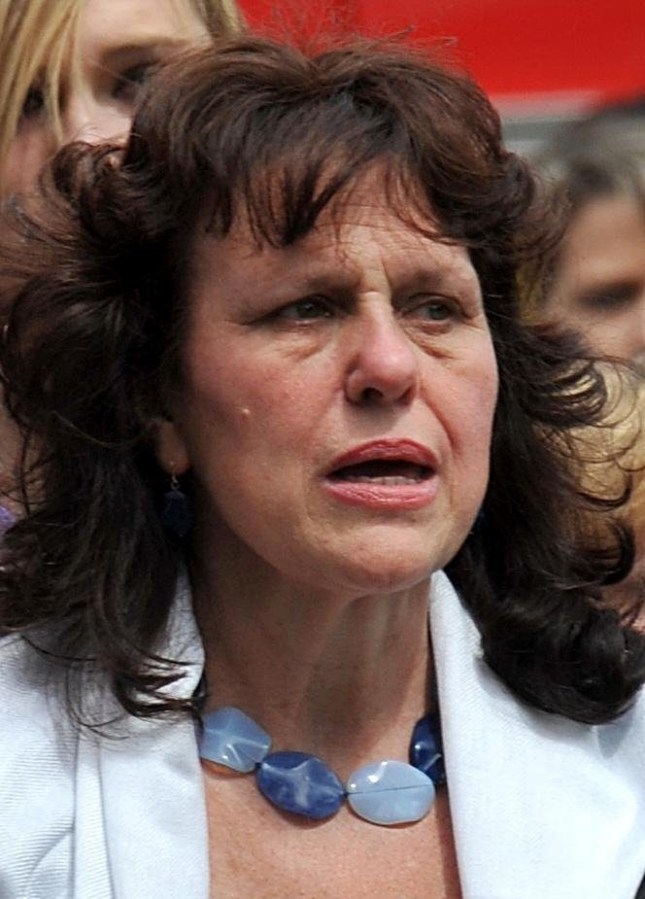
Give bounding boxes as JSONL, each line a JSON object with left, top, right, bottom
{"left": 75, "top": 573, "right": 209, "bottom": 899}
{"left": 431, "top": 571, "right": 645, "bottom": 899}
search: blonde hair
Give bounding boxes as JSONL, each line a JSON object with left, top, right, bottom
{"left": 572, "top": 366, "right": 645, "bottom": 617}
{"left": 0, "top": 0, "right": 79, "bottom": 180}
{"left": 188, "top": 0, "right": 244, "bottom": 34}
{"left": 0, "top": 0, "right": 243, "bottom": 189}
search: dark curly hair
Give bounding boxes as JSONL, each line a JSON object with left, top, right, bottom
{"left": 1, "top": 35, "right": 644, "bottom": 726}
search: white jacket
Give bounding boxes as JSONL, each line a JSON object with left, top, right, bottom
{"left": 1, "top": 572, "right": 644, "bottom": 898}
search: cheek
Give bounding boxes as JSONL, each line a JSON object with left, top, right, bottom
{"left": 446, "top": 351, "right": 498, "bottom": 486}
{"left": 452, "top": 343, "right": 498, "bottom": 432}
{"left": 4, "top": 130, "right": 54, "bottom": 194}
{"left": 579, "top": 311, "right": 643, "bottom": 361}
{"left": 184, "top": 346, "right": 322, "bottom": 472}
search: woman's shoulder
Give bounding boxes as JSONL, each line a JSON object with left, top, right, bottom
{"left": 0, "top": 630, "right": 77, "bottom": 781}
{"left": 0, "top": 633, "right": 76, "bottom": 896}
{"left": 0, "top": 631, "right": 77, "bottom": 753}
{"left": 1, "top": 631, "right": 61, "bottom": 700}
{"left": 0, "top": 632, "right": 46, "bottom": 704}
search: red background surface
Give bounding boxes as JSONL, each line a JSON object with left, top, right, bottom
{"left": 238, "top": 0, "right": 645, "bottom": 109}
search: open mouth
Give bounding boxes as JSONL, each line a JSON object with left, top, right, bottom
{"left": 329, "top": 460, "right": 433, "bottom": 485}
{"left": 324, "top": 441, "right": 438, "bottom": 509}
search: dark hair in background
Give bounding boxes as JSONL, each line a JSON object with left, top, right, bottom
{"left": 547, "top": 154, "right": 645, "bottom": 222}
{"left": 535, "top": 97, "right": 645, "bottom": 269}
{"left": 521, "top": 102, "right": 645, "bottom": 319}
{"left": 542, "top": 92, "right": 645, "bottom": 174}
{"left": 1, "top": 35, "right": 644, "bottom": 726}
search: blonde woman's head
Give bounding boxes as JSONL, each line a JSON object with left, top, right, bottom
{"left": 0, "top": 0, "right": 242, "bottom": 193}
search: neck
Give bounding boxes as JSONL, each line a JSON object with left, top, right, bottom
{"left": 189, "top": 547, "right": 434, "bottom": 771}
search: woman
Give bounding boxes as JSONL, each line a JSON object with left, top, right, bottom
{"left": 0, "top": 0, "right": 242, "bottom": 516}
{"left": 523, "top": 132, "right": 645, "bottom": 615}
{"left": 1, "top": 36, "right": 645, "bottom": 898}
{"left": 0, "top": 0, "right": 242, "bottom": 193}
{"left": 527, "top": 149, "right": 645, "bottom": 370}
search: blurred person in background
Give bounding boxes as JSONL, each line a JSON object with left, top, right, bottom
{"left": 0, "top": 0, "right": 243, "bottom": 521}
{"left": 0, "top": 0, "right": 242, "bottom": 194}
{"left": 523, "top": 106, "right": 645, "bottom": 622}
{"left": 526, "top": 105, "right": 645, "bottom": 369}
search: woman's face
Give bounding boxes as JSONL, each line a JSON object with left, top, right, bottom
{"left": 543, "top": 192, "right": 645, "bottom": 369}
{"left": 4, "top": 0, "right": 209, "bottom": 194}
{"left": 158, "top": 177, "right": 499, "bottom": 597}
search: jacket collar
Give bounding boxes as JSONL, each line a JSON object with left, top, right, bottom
{"left": 431, "top": 570, "right": 645, "bottom": 899}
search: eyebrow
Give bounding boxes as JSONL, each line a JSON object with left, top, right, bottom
{"left": 267, "top": 263, "right": 482, "bottom": 304}
{"left": 97, "top": 38, "right": 202, "bottom": 69}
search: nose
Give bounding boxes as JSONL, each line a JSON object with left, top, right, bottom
{"left": 62, "top": 95, "right": 131, "bottom": 144}
{"left": 344, "top": 308, "right": 419, "bottom": 406}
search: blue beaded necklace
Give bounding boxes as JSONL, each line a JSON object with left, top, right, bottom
{"left": 199, "top": 706, "right": 446, "bottom": 826}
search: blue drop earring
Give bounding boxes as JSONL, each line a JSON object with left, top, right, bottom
{"left": 161, "top": 472, "right": 193, "bottom": 538}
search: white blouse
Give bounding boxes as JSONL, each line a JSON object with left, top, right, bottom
{"left": 1, "top": 571, "right": 644, "bottom": 898}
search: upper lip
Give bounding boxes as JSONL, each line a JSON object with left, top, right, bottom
{"left": 326, "top": 439, "right": 437, "bottom": 476}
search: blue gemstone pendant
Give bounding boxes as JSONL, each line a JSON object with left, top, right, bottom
{"left": 257, "top": 751, "right": 345, "bottom": 820}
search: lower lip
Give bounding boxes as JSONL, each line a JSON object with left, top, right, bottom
{"left": 322, "top": 477, "right": 438, "bottom": 511}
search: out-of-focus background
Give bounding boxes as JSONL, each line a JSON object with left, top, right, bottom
{"left": 237, "top": 0, "right": 645, "bottom": 158}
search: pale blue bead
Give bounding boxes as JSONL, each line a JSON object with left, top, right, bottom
{"left": 200, "top": 707, "right": 271, "bottom": 773}
{"left": 346, "top": 760, "right": 435, "bottom": 825}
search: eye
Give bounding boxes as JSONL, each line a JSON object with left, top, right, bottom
{"left": 111, "top": 62, "right": 157, "bottom": 104}
{"left": 578, "top": 283, "right": 640, "bottom": 314}
{"left": 20, "top": 84, "right": 46, "bottom": 121}
{"left": 273, "top": 297, "right": 335, "bottom": 322}
{"left": 405, "top": 296, "right": 458, "bottom": 322}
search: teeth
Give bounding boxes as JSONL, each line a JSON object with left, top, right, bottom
{"left": 332, "top": 461, "right": 430, "bottom": 483}
{"left": 342, "top": 475, "right": 422, "bottom": 485}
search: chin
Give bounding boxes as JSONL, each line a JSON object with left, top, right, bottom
{"left": 355, "top": 568, "right": 434, "bottom": 596}
{"left": 333, "top": 526, "right": 461, "bottom": 591}
{"left": 330, "top": 548, "right": 443, "bottom": 596}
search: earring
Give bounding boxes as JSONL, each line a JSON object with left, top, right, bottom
{"left": 161, "top": 472, "right": 193, "bottom": 538}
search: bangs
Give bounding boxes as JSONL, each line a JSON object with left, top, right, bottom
{"left": 202, "top": 151, "right": 446, "bottom": 249}
{"left": 161, "top": 64, "right": 446, "bottom": 247}
{"left": 124, "top": 37, "right": 528, "bottom": 262}
{"left": 183, "top": 79, "right": 447, "bottom": 246}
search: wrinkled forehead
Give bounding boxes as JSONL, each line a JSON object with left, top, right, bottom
{"left": 198, "top": 157, "right": 446, "bottom": 252}
{"left": 184, "top": 164, "right": 479, "bottom": 306}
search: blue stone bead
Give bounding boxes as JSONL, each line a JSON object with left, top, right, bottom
{"left": 346, "top": 760, "right": 435, "bottom": 826}
{"left": 409, "top": 712, "right": 446, "bottom": 785}
{"left": 257, "top": 751, "right": 345, "bottom": 820}
{"left": 200, "top": 707, "right": 271, "bottom": 773}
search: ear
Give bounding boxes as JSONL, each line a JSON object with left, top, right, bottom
{"left": 153, "top": 419, "right": 191, "bottom": 476}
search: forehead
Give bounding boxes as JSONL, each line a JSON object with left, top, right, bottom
{"left": 567, "top": 193, "right": 645, "bottom": 248}
{"left": 190, "top": 176, "right": 479, "bottom": 292}
{"left": 78, "top": 0, "right": 208, "bottom": 56}
{"left": 560, "top": 193, "right": 645, "bottom": 276}
{"left": 202, "top": 163, "right": 443, "bottom": 250}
